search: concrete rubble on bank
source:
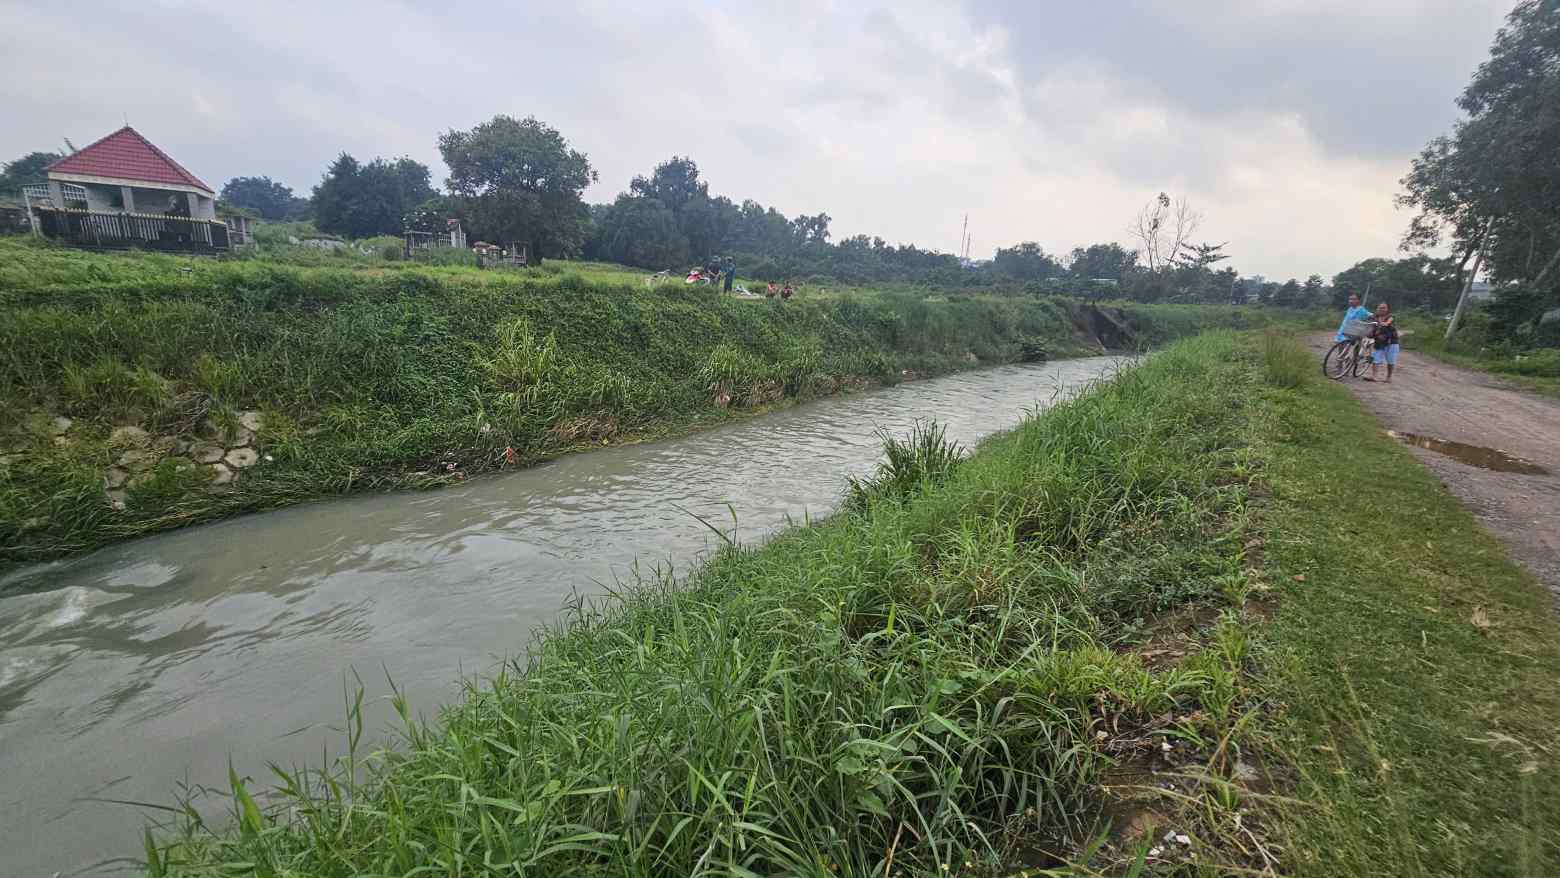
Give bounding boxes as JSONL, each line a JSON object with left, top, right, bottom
{"left": 39, "top": 411, "right": 267, "bottom": 511}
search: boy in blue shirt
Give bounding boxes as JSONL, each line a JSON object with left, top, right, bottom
{"left": 1336, "top": 293, "right": 1371, "bottom": 342}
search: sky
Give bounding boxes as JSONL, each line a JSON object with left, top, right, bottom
{"left": 0, "top": 0, "right": 1515, "bottom": 279}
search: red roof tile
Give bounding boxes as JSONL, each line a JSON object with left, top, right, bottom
{"left": 48, "top": 126, "right": 214, "bottom": 194}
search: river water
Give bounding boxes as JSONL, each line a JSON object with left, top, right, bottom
{"left": 0, "top": 356, "right": 1127, "bottom": 877}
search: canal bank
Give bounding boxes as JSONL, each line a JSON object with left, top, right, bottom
{"left": 1, "top": 243, "right": 1280, "bottom": 569}
{"left": 1, "top": 354, "right": 1127, "bottom": 877}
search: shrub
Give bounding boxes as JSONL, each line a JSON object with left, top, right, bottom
{"left": 1262, "top": 330, "right": 1312, "bottom": 388}
{"left": 845, "top": 420, "right": 965, "bottom": 510}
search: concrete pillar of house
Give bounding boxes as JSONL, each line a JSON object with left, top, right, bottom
{"left": 48, "top": 180, "right": 65, "bottom": 207}
{"left": 120, "top": 186, "right": 136, "bottom": 213}
{"left": 186, "top": 192, "right": 200, "bottom": 217}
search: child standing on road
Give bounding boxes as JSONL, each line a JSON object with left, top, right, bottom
{"left": 1369, "top": 302, "right": 1399, "bottom": 383}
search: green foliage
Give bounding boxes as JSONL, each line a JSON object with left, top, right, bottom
{"left": 1261, "top": 330, "right": 1311, "bottom": 389}
{"left": 1400, "top": 0, "right": 1560, "bottom": 292}
{"left": 1259, "top": 357, "right": 1560, "bottom": 876}
{"left": 485, "top": 318, "right": 559, "bottom": 423}
{"left": 146, "top": 334, "right": 1271, "bottom": 876}
{"left": 58, "top": 357, "right": 170, "bottom": 417}
{"left": 1331, "top": 255, "right": 1462, "bottom": 312}
{"left": 844, "top": 420, "right": 964, "bottom": 511}
{"left": 219, "top": 176, "right": 298, "bottom": 221}
{"left": 439, "top": 115, "right": 596, "bottom": 259}
{"left": 0, "top": 150, "right": 64, "bottom": 193}
{"left": 0, "top": 237, "right": 1267, "bottom": 563}
{"left": 993, "top": 241, "right": 1064, "bottom": 281}
{"left": 1067, "top": 242, "right": 1139, "bottom": 281}
{"left": 311, "top": 153, "right": 435, "bottom": 238}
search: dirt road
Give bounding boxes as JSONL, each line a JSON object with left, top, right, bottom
{"left": 1316, "top": 335, "right": 1560, "bottom": 603}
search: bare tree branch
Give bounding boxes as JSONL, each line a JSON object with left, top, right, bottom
{"left": 1129, "top": 192, "right": 1201, "bottom": 273}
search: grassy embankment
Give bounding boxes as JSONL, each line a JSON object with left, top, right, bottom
{"left": 146, "top": 331, "right": 1560, "bottom": 876}
{"left": 1378, "top": 308, "right": 1560, "bottom": 397}
{"left": 1258, "top": 337, "right": 1560, "bottom": 876}
{"left": 0, "top": 238, "right": 1270, "bottom": 567}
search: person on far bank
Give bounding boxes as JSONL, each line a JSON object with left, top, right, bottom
{"left": 1336, "top": 292, "right": 1370, "bottom": 342}
{"left": 723, "top": 257, "right": 736, "bottom": 294}
{"left": 1367, "top": 302, "right": 1399, "bottom": 383}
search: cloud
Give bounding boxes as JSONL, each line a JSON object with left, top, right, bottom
{"left": 0, "top": 0, "right": 1515, "bottom": 278}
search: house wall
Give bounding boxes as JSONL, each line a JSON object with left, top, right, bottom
{"left": 191, "top": 194, "right": 216, "bottom": 221}
{"left": 75, "top": 183, "right": 216, "bottom": 219}
{"left": 82, "top": 185, "right": 118, "bottom": 212}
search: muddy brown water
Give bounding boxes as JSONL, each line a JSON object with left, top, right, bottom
{"left": 1386, "top": 430, "right": 1551, "bottom": 475}
{"left": 0, "top": 356, "right": 1129, "bottom": 877}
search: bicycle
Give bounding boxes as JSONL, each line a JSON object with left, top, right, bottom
{"left": 1322, "top": 320, "right": 1378, "bottom": 380}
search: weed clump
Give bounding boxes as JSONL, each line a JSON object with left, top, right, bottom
{"left": 1262, "top": 330, "right": 1312, "bottom": 389}
{"left": 845, "top": 420, "right": 964, "bottom": 511}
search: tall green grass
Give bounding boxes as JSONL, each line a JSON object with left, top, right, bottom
{"left": 1262, "top": 330, "right": 1312, "bottom": 389}
{"left": 147, "top": 334, "right": 1269, "bottom": 875}
{"left": 1253, "top": 342, "right": 1560, "bottom": 876}
{"left": 0, "top": 238, "right": 1272, "bottom": 566}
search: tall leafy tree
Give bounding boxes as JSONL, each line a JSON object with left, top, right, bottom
{"left": 1302, "top": 274, "right": 1326, "bottom": 308}
{"left": 312, "top": 153, "right": 436, "bottom": 238}
{"left": 220, "top": 176, "right": 297, "bottom": 221}
{"left": 1332, "top": 256, "right": 1461, "bottom": 311}
{"left": 1, "top": 151, "right": 63, "bottom": 194}
{"left": 1401, "top": 0, "right": 1560, "bottom": 292}
{"left": 311, "top": 153, "right": 361, "bottom": 235}
{"left": 439, "top": 115, "right": 596, "bottom": 259}
{"left": 1067, "top": 243, "right": 1138, "bottom": 281}
{"left": 993, "top": 242, "right": 1063, "bottom": 281}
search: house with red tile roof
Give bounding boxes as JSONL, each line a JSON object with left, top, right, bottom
{"left": 44, "top": 126, "right": 217, "bottom": 219}
{"left": 26, "top": 126, "right": 235, "bottom": 251}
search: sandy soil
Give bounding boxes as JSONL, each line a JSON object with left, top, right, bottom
{"left": 1314, "top": 335, "right": 1560, "bottom": 603}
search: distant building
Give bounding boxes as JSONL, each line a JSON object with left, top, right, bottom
{"left": 44, "top": 126, "right": 216, "bottom": 218}
{"left": 22, "top": 126, "right": 231, "bottom": 252}
{"left": 1468, "top": 280, "right": 1494, "bottom": 301}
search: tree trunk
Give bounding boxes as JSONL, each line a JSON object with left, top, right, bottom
{"left": 1529, "top": 241, "right": 1560, "bottom": 289}
{"left": 1447, "top": 222, "right": 1493, "bottom": 340}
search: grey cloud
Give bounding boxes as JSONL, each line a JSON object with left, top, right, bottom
{"left": 964, "top": 0, "right": 1509, "bottom": 160}
{"left": 0, "top": 1, "right": 1519, "bottom": 278}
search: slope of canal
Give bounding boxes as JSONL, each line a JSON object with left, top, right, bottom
{"left": 0, "top": 355, "right": 1127, "bottom": 876}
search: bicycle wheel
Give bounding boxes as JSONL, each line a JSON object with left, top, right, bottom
{"left": 1352, "top": 342, "right": 1373, "bottom": 377}
{"left": 1323, "top": 341, "right": 1355, "bottom": 380}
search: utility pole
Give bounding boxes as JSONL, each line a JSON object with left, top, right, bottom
{"left": 1446, "top": 220, "right": 1493, "bottom": 340}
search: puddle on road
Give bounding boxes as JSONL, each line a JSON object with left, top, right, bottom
{"left": 1387, "top": 431, "right": 1550, "bottom": 474}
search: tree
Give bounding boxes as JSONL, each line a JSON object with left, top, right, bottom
{"left": 1215, "top": 267, "right": 1242, "bottom": 304}
{"left": 312, "top": 153, "right": 436, "bottom": 238}
{"left": 587, "top": 194, "right": 689, "bottom": 268}
{"left": 790, "top": 212, "right": 832, "bottom": 245}
{"left": 311, "top": 153, "right": 361, "bottom": 235}
{"left": 1130, "top": 192, "right": 1199, "bottom": 272}
{"left": 1174, "top": 241, "right": 1229, "bottom": 270}
{"left": 404, "top": 195, "right": 457, "bottom": 235}
{"left": 1, "top": 151, "right": 63, "bottom": 194}
{"left": 439, "top": 115, "right": 597, "bottom": 260}
{"left": 1400, "top": 1, "right": 1560, "bottom": 296}
{"left": 629, "top": 157, "right": 707, "bottom": 215}
{"left": 1302, "top": 274, "right": 1326, "bottom": 309}
{"left": 993, "top": 242, "right": 1063, "bottom": 281}
{"left": 1274, "top": 278, "right": 1303, "bottom": 308}
{"left": 1067, "top": 243, "right": 1138, "bottom": 281}
{"left": 1331, "top": 256, "right": 1462, "bottom": 311}
{"left": 220, "top": 176, "right": 296, "bottom": 221}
